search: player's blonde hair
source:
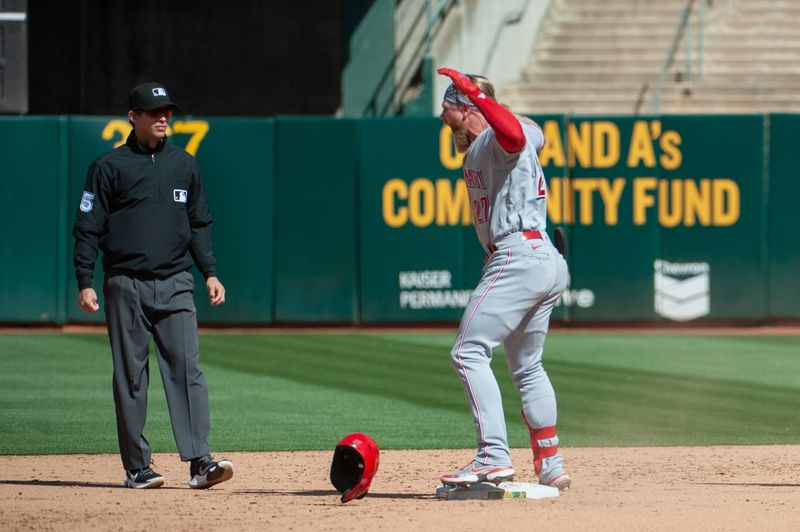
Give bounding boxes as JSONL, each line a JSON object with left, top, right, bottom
{"left": 466, "top": 75, "right": 496, "bottom": 100}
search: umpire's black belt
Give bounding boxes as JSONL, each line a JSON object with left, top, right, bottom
{"left": 488, "top": 230, "right": 543, "bottom": 253}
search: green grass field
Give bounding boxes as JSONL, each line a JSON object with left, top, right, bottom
{"left": 1, "top": 331, "right": 799, "bottom": 455}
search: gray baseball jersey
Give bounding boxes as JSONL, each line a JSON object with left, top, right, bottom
{"left": 451, "top": 119, "right": 570, "bottom": 471}
{"left": 462, "top": 122, "right": 547, "bottom": 253}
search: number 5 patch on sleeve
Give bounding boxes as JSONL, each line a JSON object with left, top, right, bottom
{"left": 80, "top": 191, "right": 95, "bottom": 212}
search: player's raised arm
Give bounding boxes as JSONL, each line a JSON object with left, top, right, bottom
{"left": 437, "top": 67, "right": 525, "bottom": 154}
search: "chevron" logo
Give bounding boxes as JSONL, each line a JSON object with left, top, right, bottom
{"left": 653, "top": 259, "right": 710, "bottom": 321}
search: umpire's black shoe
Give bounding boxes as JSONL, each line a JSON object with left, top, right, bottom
{"left": 188, "top": 456, "right": 234, "bottom": 489}
{"left": 124, "top": 466, "right": 165, "bottom": 489}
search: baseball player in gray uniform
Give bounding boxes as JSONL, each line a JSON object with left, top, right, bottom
{"left": 437, "top": 68, "right": 571, "bottom": 491}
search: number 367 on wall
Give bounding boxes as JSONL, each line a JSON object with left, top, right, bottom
{"left": 101, "top": 119, "right": 209, "bottom": 156}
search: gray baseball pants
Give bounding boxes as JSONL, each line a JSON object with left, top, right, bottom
{"left": 103, "top": 270, "right": 211, "bottom": 471}
{"left": 451, "top": 232, "right": 569, "bottom": 467}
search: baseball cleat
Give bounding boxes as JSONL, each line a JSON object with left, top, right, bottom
{"left": 537, "top": 455, "right": 570, "bottom": 491}
{"left": 441, "top": 463, "right": 516, "bottom": 486}
{"left": 123, "top": 466, "right": 165, "bottom": 489}
{"left": 540, "top": 472, "right": 571, "bottom": 491}
{"left": 188, "top": 457, "right": 233, "bottom": 489}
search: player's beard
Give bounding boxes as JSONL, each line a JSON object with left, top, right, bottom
{"left": 451, "top": 125, "right": 472, "bottom": 153}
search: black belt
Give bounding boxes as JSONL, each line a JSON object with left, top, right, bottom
{"left": 488, "top": 230, "right": 543, "bottom": 253}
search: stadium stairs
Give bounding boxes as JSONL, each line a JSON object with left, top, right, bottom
{"left": 500, "top": 0, "right": 800, "bottom": 115}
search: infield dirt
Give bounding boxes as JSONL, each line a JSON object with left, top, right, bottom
{"left": 2, "top": 446, "right": 799, "bottom": 531}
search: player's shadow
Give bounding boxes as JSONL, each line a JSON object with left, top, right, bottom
{"left": 233, "top": 489, "right": 435, "bottom": 500}
{"left": 0, "top": 479, "right": 182, "bottom": 489}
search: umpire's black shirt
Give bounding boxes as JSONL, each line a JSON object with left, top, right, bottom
{"left": 73, "top": 131, "right": 216, "bottom": 290}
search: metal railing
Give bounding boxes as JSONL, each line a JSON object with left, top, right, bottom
{"left": 647, "top": 0, "right": 695, "bottom": 113}
{"left": 643, "top": 0, "right": 716, "bottom": 114}
{"left": 362, "top": 0, "right": 457, "bottom": 117}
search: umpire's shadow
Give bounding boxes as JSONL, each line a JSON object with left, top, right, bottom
{"left": 0, "top": 479, "right": 182, "bottom": 489}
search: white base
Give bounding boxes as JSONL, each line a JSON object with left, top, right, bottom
{"left": 435, "top": 481, "right": 559, "bottom": 501}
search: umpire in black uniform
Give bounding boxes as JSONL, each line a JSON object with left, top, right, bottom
{"left": 73, "top": 82, "right": 233, "bottom": 490}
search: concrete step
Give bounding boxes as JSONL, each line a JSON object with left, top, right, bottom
{"left": 506, "top": 97, "right": 800, "bottom": 114}
{"left": 532, "top": 48, "right": 800, "bottom": 64}
{"left": 659, "top": 82, "right": 800, "bottom": 95}
{"left": 522, "top": 71, "right": 659, "bottom": 82}
{"left": 502, "top": 83, "right": 646, "bottom": 98}
{"left": 523, "top": 69, "right": 800, "bottom": 83}
{"left": 704, "top": 23, "right": 800, "bottom": 35}
{"left": 508, "top": 99, "right": 800, "bottom": 114}
{"left": 725, "top": 0, "right": 800, "bottom": 6}
{"left": 698, "top": 48, "right": 800, "bottom": 60}
{"left": 660, "top": 101, "right": 800, "bottom": 113}
{"left": 504, "top": 94, "right": 644, "bottom": 106}
{"left": 546, "top": 21, "right": 700, "bottom": 33}
{"left": 534, "top": 38, "right": 678, "bottom": 51}
{"left": 529, "top": 62, "right": 662, "bottom": 73}
{"left": 549, "top": 3, "right": 688, "bottom": 11}
{"left": 725, "top": 7, "right": 800, "bottom": 16}
{"left": 541, "top": 24, "right": 799, "bottom": 39}
{"left": 539, "top": 34, "right": 800, "bottom": 47}
{"left": 706, "top": 14, "right": 800, "bottom": 23}
{"left": 506, "top": 85, "right": 800, "bottom": 100}
{"left": 535, "top": 36, "right": 674, "bottom": 49}
{"left": 514, "top": 89, "right": 800, "bottom": 105}
{"left": 534, "top": 58, "right": 670, "bottom": 69}
{"left": 539, "top": 26, "right": 678, "bottom": 38}
{"left": 505, "top": 99, "right": 800, "bottom": 116}
{"left": 551, "top": 0, "right": 686, "bottom": 7}
{"left": 503, "top": 81, "right": 800, "bottom": 98}
{"left": 518, "top": 105, "right": 640, "bottom": 115}
{"left": 506, "top": 85, "right": 642, "bottom": 97}
{"left": 533, "top": 50, "right": 671, "bottom": 61}
{"left": 698, "top": 65, "right": 800, "bottom": 77}
{"left": 504, "top": 80, "right": 655, "bottom": 90}
{"left": 547, "top": 11, "right": 685, "bottom": 22}
{"left": 726, "top": 0, "right": 800, "bottom": 7}
{"left": 704, "top": 17, "right": 800, "bottom": 29}
{"left": 546, "top": 11, "right": 687, "bottom": 23}
{"left": 505, "top": 83, "right": 796, "bottom": 103}
{"left": 516, "top": 104, "right": 644, "bottom": 115}
{"left": 664, "top": 72, "right": 800, "bottom": 83}
{"left": 702, "top": 35, "right": 800, "bottom": 46}
{"left": 658, "top": 92, "right": 800, "bottom": 104}
{"left": 552, "top": 0, "right": 686, "bottom": 5}
{"left": 708, "top": 8, "right": 800, "bottom": 17}
{"left": 701, "top": 40, "right": 800, "bottom": 50}
{"left": 693, "top": 63, "right": 800, "bottom": 74}
{"left": 660, "top": 87, "right": 800, "bottom": 95}
{"left": 532, "top": 43, "right": 800, "bottom": 62}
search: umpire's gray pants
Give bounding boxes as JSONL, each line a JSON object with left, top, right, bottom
{"left": 104, "top": 270, "right": 211, "bottom": 471}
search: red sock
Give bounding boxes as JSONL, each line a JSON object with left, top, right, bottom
{"left": 522, "top": 411, "right": 558, "bottom": 474}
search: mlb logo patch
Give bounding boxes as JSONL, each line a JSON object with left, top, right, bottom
{"left": 173, "top": 189, "right": 188, "bottom": 203}
{"left": 80, "top": 191, "right": 95, "bottom": 212}
{"left": 152, "top": 87, "right": 167, "bottom": 97}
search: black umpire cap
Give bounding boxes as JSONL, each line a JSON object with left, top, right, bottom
{"left": 128, "top": 82, "right": 179, "bottom": 111}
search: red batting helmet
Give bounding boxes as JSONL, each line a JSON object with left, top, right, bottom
{"left": 330, "top": 432, "right": 380, "bottom": 503}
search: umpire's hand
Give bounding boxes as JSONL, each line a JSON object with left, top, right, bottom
{"left": 206, "top": 276, "right": 226, "bottom": 306}
{"left": 78, "top": 288, "right": 100, "bottom": 313}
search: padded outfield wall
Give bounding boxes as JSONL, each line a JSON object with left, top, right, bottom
{"left": 0, "top": 114, "right": 797, "bottom": 325}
